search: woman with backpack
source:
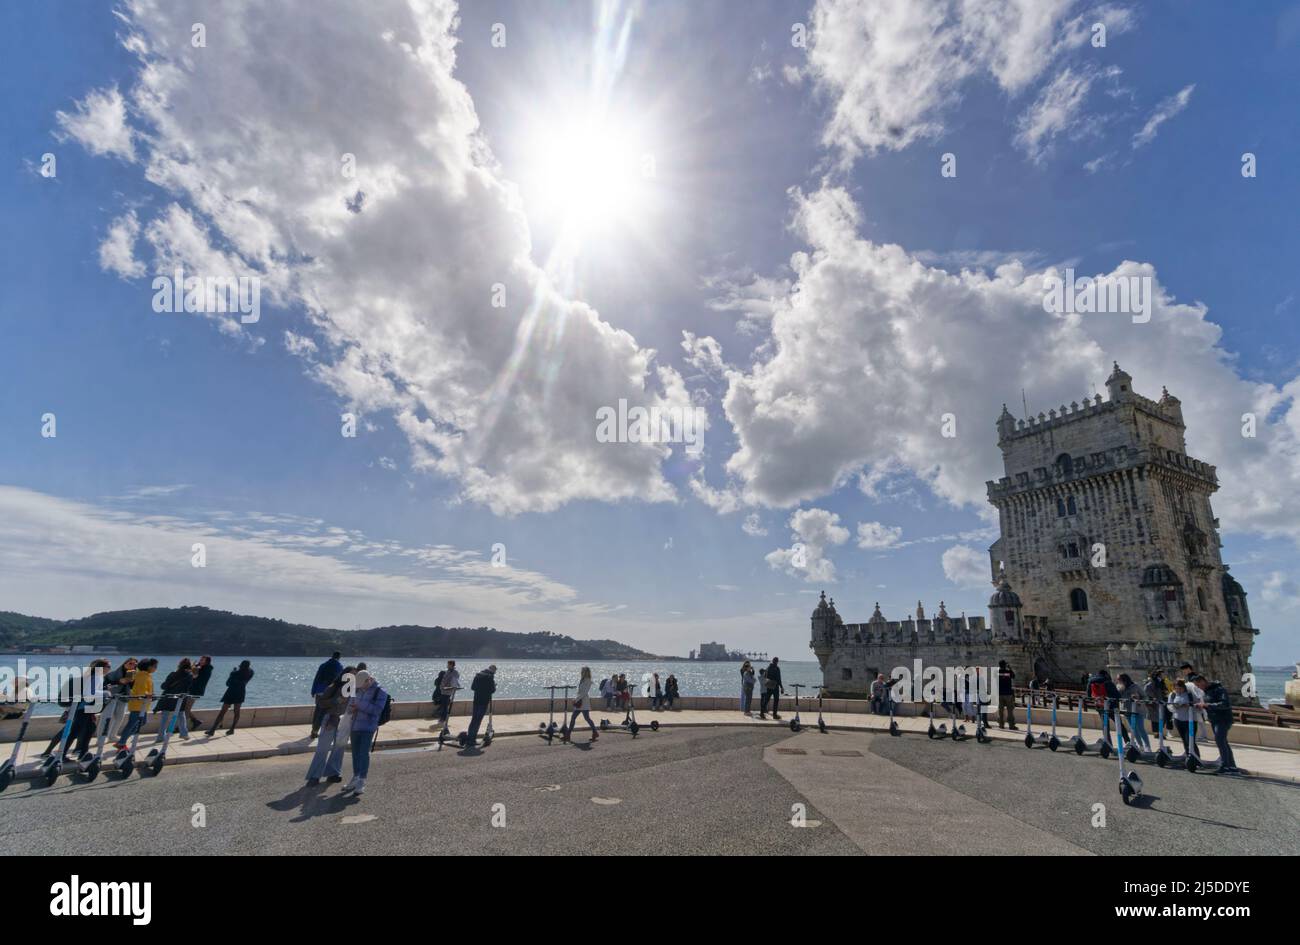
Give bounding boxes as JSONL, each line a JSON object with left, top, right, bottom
{"left": 562, "top": 666, "right": 598, "bottom": 744}
{"left": 344, "top": 669, "right": 388, "bottom": 796}
{"left": 740, "top": 661, "right": 755, "bottom": 716}
{"left": 306, "top": 666, "right": 356, "bottom": 785}
{"left": 206, "top": 660, "right": 254, "bottom": 737}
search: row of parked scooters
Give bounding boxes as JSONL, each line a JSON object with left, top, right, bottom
{"left": 0, "top": 693, "right": 186, "bottom": 792}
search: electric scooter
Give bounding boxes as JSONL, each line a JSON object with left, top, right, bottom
{"left": 142, "top": 694, "right": 186, "bottom": 775}
{"left": 1092, "top": 704, "right": 1114, "bottom": 759}
{"left": 948, "top": 702, "right": 968, "bottom": 741}
{"left": 599, "top": 690, "right": 659, "bottom": 736}
{"left": 1069, "top": 698, "right": 1089, "bottom": 754}
{"left": 36, "top": 707, "right": 79, "bottom": 787}
{"left": 111, "top": 696, "right": 157, "bottom": 779}
{"left": 1154, "top": 705, "right": 1174, "bottom": 767}
{"left": 788, "top": 683, "right": 808, "bottom": 732}
{"left": 1117, "top": 713, "right": 1144, "bottom": 805}
{"left": 974, "top": 699, "right": 992, "bottom": 743}
{"left": 77, "top": 694, "right": 127, "bottom": 782}
{"left": 815, "top": 685, "right": 828, "bottom": 734}
{"left": 539, "top": 685, "right": 573, "bottom": 743}
{"left": 0, "top": 702, "right": 41, "bottom": 792}
{"left": 1024, "top": 695, "right": 1060, "bottom": 750}
{"left": 1070, "top": 698, "right": 1112, "bottom": 758}
{"left": 457, "top": 697, "right": 495, "bottom": 748}
{"left": 926, "top": 700, "right": 948, "bottom": 739}
{"left": 1184, "top": 712, "right": 1217, "bottom": 773}
{"left": 436, "top": 687, "right": 462, "bottom": 750}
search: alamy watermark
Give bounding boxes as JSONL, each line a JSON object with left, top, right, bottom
{"left": 1042, "top": 269, "right": 1151, "bottom": 324}
{"left": 595, "top": 398, "right": 704, "bottom": 456}
{"left": 152, "top": 265, "right": 261, "bottom": 324}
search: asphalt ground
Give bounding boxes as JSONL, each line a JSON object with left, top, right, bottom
{"left": 2, "top": 725, "right": 1295, "bottom": 855}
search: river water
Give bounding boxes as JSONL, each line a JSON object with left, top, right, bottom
{"left": 3, "top": 654, "right": 1290, "bottom": 716}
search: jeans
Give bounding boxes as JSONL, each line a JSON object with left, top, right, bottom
{"left": 1174, "top": 719, "right": 1195, "bottom": 756}
{"left": 1125, "top": 713, "right": 1151, "bottom": 751}
{"left": 604, "top": 693, "right": 614, "bottom": 710}
{"left": 155, "top": 705, "right": 188, "bottom": 741}
{"left": 119, "top": 710, "right": 147, "bottom": 743}
{"left": 351, "top": 726, "right": 374, "bottom": 779}
{"left": 664, "top": 694, "right": 675, "bottom": 709}
{"left": 741, "top": 687, "right": 753, "bottom": 713}
{"left": 465, "top": 701, "right": 489, "bottom": 743}
{"left": 307, "top": 715, "right": 349, "bottom": 779}
{"left": 310, "top": 701, "right": 327, "bottom": 735}
{"left": 1210, "top": 720, "right": 1236, "bottom": 769}
{"left": 568, "top": 707, "right": 596, "bottom": 734}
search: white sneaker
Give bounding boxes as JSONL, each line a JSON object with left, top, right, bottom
{"left": 353, "top": 778, "right": 366, "bottom": 795}
{"left": 342, "top": 776, "right": 359, "bottom": 793}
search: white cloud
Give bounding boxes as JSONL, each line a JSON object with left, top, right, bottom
{"left": 806, "top": 0, "right": 1080, "bottom": 161}
{"left": 1014, "top": 65, "right": 1121, "bottom": 164}
{"left": 55, "top": 86, "right": 135, "bottom": 161}
{"left": 742, "top": 512, "right": 767, "bottom": 537}
{"left": 765, "top": 507, "right": 849, "bottom": 583}
{"left": 681, "top": 331, "right": 727, "bottom": 376}
{"left": 856, "top": 521, "right": 902, "bottom": 549}
{"left": 1132, "top": 84, "right": 1195, "bottom": 148}
{"left": 715, "top": 184, "right": 1300, "bottom": 544}
{"left": 98, "top": 212, "right": 145, "bottom": 278}
{"left": 941, "top": 544, "right": 988, "bottom": 587}
{"left": 65, "top": 0, "right": 688, "bottom": 517}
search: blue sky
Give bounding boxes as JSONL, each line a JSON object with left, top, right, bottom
{"left": 1, "top": 0, "right": 1297, "bottom": 663}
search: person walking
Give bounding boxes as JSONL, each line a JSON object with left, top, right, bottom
{"left": 996, "top": 660, "right": 1017, "bottom": 730}
{"left": 1196, "top": 675, "right": 1240, "bottom": 774}
{"left": 309, "top": 651, "right": 343, "bottom": 739}
{"left": 463, "top": 665, "right": 497, "bottom": 746}
{"left": 343, "top": 670, "right": 388, "bottom": 796}
{"left": 184, "top": 655, "right": 213, "bottom": 731}
{"left": 306, "top": 667, "right": 355, "bottom": 785}
{"left": 206, "top": 660, "right": 254, "bottom": 737}
{"left": 437, "top": 660, "right": 462, "bottom": 727}
{"left": 155, "top": 658, "right": 195, "bottom": 741}
{"left": 563, "top": 666, "right": 598, "bottom": 743}
{"left": 740, "top": 661, "right": 755, "bottom": 715}
{"left": 116, "top": 658, "right": 158, "bottom": 748}
{"left": 760, "top": 657, "right": 785, "bottom": 719}
{"left": 1168, "top": 679, "right": 1196, "bottom": 759}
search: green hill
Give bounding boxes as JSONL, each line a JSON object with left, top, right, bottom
{"left": 0, "top": 605, "right": 661, "bottom": 660}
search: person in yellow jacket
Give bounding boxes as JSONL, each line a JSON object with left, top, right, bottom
{"left": 115, "top": 658, "right": 157, "bottom": 748}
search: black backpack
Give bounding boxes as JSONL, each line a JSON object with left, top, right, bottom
{"left": 377, "top": 692, "right": 394, "bottom": 726}
{"left": 432, "top": 670, "right": 446, "bottom": 703}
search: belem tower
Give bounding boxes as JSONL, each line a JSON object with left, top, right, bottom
{"left": 810, "top": 364, "right": 1259, "bottom": 703}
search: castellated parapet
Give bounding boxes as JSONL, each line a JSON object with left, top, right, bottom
{"left": 811, "top": 365, "right": 1259, "bottom": 702}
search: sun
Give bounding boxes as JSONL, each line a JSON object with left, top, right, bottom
{"left": 523, "top": 111, "right": 654, "bottom": 240}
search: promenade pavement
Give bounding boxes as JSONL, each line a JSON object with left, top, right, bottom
{"left": 10, "top": 704, "right": 1300, "bottom": 783}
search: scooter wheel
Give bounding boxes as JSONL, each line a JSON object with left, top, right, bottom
{"left": 1126, "top": 746, "right": 1140, "bottom": 763}
{"left": 650, "top": 720, "right": 659, "bottom": 731}
{"left": 977, "top": 730, "right": 990, "bottom": 744}
{"left": 1120, "top": 781, "right": 1134, "bottom": 805}
{"left": 790, "top": 719, "right": 799, "bottom": 732}
{"left": 84, "top": 760, "right": 100, "bottom": 782}
{"left": 1074, "top": 739, "right": 1086, "bottom": 755}
{"left": 1048, "top": 736, "right": 1060, "bottom": 752}
{"left": 629, "top": 722, "right": 640, "bottom": 736}
{"left": 1023, "top": 733, "right": 1034, "bottom": 749}
{"left": 150, "top": 755, "right": 165, "bottom": 776}
{"left": 1099, "top": 743, "right": 1112, "bottom": 760}
{"left": 41, "top": 764, "right": 59, "bottom": 788}
{"left": 817, "top": 720, "right": 827, "bottom": 734}
{"left": 1156, "top": 752, "right": 1169, "bottom": 768}
{"left": 889, "top": 722, "right": 900, "bottom": 737}
{"left": 0, "top": 768, "right": 11, "bottom": 793}
{"left": 1185, "top": 755, "right": 1199, "bottom": 773}
{"left": 457, "top": 733, "right": 468, "bottom": 747}
{"left": 120, "top": 757, "right": 135, "bottom": 778}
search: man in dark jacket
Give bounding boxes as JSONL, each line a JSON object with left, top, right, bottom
{"left": 759, "top": 657, "right": 785, "bottom": 719}
{"left": 464, "top": 666, "right": 497, "bottom": 745}
{"left": 1196, "top": 676, "right": 1240, "bottom": 774}
{"left": 1087, "top": 669, "right": 1120, "bottom": 746}
{"left": 309, "top": 651, "right": 344, "bottom": 739}
{"left": 185, "top": 655, "right": 213, "bottom": 730}
{"left": 996, "top": 660, "right": 1017, "bottom": 729}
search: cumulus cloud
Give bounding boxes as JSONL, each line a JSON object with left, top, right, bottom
{"left": 942, "top": 544, "right": 989, "bottom": 587}
{"left": 98, "top": 212, "right": 146, "bottom": 278}
{"left": 715, "top": 184, "right": 1300, "bottom": 544}
{"left": 1132, "top": 83, "right": 1195, "bottom": 148}
{"left": 741, "top": 512, "right": 767, "bottom": 537}
{"left": 55, "top": 86, "right": 135, "bottom": 160}
{"left": 681, "top": 331, "right": 727, "bottom": 376}
{"left": 765, "top": 507, "right": 849, "bottom": 583}
{"left": 64, "top": 0, "right": 689, "bottom": 516}
{"left": 856, "top": 521, "right": 902, "bottom": 549}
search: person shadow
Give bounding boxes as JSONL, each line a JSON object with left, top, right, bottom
{"left": 267, "top": 782, "right": 362, "bottom": 822}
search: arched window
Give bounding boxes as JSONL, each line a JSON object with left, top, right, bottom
{"left": 1056, "top": 453, "right": 1074, "bottom": 476}
{"left": 1197, "top": 587, "right": 1207, "bottom": 611}
{"left": 1066, "top": 495, "right": 1078, "bottom": 515}
{"left": 1069, "top": 588, "right": 1089, "bottom": 612}
{"left": 1056, "top": 497, "right": 1066, "bottom": 517}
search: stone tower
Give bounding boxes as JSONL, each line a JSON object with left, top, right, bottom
{"left": 984, "top": 365, "right": 1257, "bottom": 695}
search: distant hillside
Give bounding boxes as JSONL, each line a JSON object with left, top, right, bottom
{"left": 0, "top": 606, "right": 662, "bottom": 660}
